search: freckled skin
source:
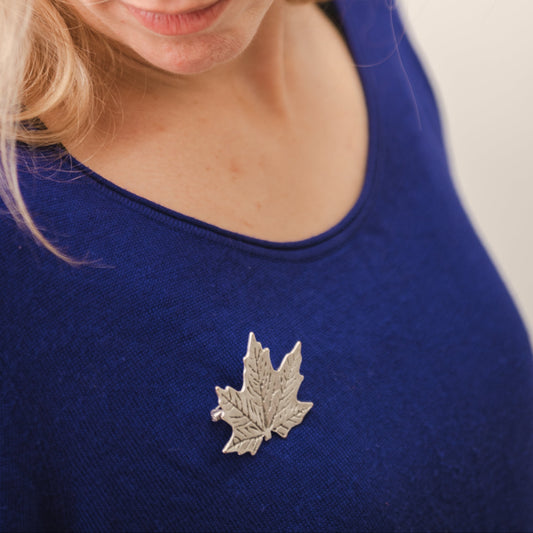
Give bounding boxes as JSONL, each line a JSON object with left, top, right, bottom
{"left": 229, "top": 158, "right": 242, "bottom": 178}
{"left": 61, "top": 0, "right": 368, "bottom": 243}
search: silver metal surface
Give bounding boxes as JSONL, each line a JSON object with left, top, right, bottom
{"left": 211, "top": 332, "right": 313, "bottom": 456}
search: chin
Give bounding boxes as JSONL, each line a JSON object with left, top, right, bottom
{"left": 130, "top": 29, "right": 252, "bottom": 75}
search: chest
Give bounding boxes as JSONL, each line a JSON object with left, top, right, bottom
{"left": 9, "top": 227, "right": 533, "bottom": 532}
{"left": 69, "top": 6, "right": 368, "bottom": 242}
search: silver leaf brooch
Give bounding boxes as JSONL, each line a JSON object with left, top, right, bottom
{"left": 211, "top": 332, "right": 313, "bottom": 456}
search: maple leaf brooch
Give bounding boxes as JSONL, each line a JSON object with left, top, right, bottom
{"left": 211, "top": 332, "right": 313, "bottom": 456}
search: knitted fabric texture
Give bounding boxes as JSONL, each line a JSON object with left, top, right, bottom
{"left": 1, "top": 0, "right": 532, "bottom": 531}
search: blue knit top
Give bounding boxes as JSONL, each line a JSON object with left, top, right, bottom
{"left": 1, "top": 1, "right": 532, "bottom": 531}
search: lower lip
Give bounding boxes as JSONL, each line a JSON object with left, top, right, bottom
{"left": 124, "top": 0, "right": 230, "bottom": 36}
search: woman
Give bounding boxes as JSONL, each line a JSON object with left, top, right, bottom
{"left": 1, "top": 0, "right": 532, "bottom": 531}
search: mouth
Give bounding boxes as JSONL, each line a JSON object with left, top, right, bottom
{"left": 122, "top": 0, "right": 230, "bottom": 36}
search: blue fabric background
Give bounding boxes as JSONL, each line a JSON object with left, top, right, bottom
{"left": 1, "top": 0, "right": 532, "bottom": 531}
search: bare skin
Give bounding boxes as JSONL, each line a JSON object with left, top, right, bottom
{"left": 66, "top": 0, "right": 368, "bottom": 242}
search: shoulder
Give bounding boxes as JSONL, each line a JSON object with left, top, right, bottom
{"left": 0, "top": 144, "right": 92, "bottom": 346}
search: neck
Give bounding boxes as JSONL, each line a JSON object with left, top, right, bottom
{"left": 104, "top": 0, "right": 312, "bottom": 124}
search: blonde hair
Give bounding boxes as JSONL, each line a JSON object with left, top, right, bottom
{"left": 0, "top": 0, "right": 320, "bottom": 262}
{"left": 0, "top": 0, "right": 115, "bottom": 262}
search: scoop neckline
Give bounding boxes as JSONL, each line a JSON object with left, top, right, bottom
{"left": 64, "top": 0, "right": 379, "bottom": 258}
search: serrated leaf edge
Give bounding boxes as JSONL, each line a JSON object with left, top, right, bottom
{"left": 213, "top": 333, "right": 313, "bottom": 456}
